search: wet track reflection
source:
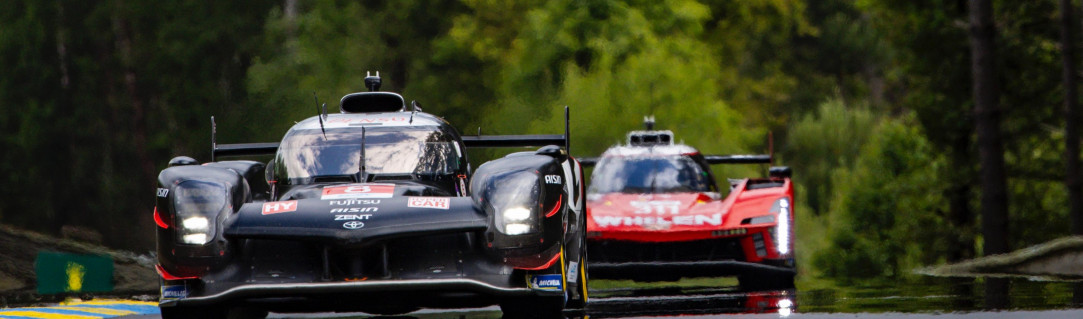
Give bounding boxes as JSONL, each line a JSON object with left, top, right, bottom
{"left": 120, "top": 278, "right": 1083, "bottom": 318}
{"left": 255, "top": 286, "right": 796, "bottom": 319}
{"left": 584, "top": 286, "right": 795, "bottom": 317}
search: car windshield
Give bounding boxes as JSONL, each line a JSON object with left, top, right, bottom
{"left": 588, "top": 156, "right": 711, "bottom": 194}
{"left": 275, "top": 126, "right": 461, "bottom": 183}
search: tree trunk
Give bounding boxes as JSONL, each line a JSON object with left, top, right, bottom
{"left": 1066, "top": 0, "right": 1083, "bottom": 307}
{"left": 1064, "top": 0, "right": 1083, "bottom": 237}
{"left": 968, "top": 0, "right": 1009, "bottom": 257}
{"left": 969, "top": 0, "right": 1010, "bottom": 309}
{"left": 112, "top": 2, "right": 155, "bottom": 187}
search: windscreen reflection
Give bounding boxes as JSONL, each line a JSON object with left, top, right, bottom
{"left": 589, "top": 156, "right": 711, "bottom": 194}
{"left": 275, "top": 127, "right": 461, "bottom": 183}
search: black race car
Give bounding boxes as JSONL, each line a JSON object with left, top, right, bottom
{"left": 153, "top": 74, "right": 588, "bottom": 318}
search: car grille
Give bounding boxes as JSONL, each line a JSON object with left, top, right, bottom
{"left": 587, "top": 237, "right": 745, "bottom": 263}
{"left": 244, "top": 233, "right": 475, "bottom": 281}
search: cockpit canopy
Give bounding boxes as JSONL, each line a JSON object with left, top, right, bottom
{"left": 588, "top": 144, "right": 717, "bottom": 194}
{"left": 272, "top": 114, "right": 464, "bottom": 185}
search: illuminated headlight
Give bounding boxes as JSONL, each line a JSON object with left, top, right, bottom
{"left": 776, "top": 198, "right": 791, "bottom": 255}
{"left": 502, "top": 207, "right": 533, "bottom": 235}
{"left": 503, "top": 207, "right": 532, "bottom": 221}
{"left": 491, "top": 172, "right": 542, "bottom": 235}
{"left": 182, "top": 234, "right": 208, "bottom": 245}
{"left": 173, "top": 181, "right": 226, "bottom": 245}
{"left": 182, "top": 217, "right": 209, "bottom": 231}
{"left": 504, "top": 223, "right": 532, "bottom": 235}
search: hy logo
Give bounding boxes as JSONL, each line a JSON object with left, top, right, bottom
{"left": 529, "top": 274, "right": 563, "bottom": 291}
{"left": 262, "top": 200, "right": 298, "bottom": 215}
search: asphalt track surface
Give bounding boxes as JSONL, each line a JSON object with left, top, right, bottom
{"left": 10, "top": 291, "right": 1079, "bottom": 319}
{"left": 107, "top": 306, "right": 1083, "bottom": 319}
{"left": 7, "top": 285, "right": 1083, "bottom": 318}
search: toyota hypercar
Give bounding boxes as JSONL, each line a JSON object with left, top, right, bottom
{"left": 153, "top": 74, "right": 588, "bottom": 318}
{"left": 582, "top": 120, "right": 794, "bottom": 291}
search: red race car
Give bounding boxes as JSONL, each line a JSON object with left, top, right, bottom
{"left": 583, "top": 122, "right": 795, "bottom": 290}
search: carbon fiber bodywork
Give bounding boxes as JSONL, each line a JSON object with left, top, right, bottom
{"left": 155, "top": 83, "right": 587, "bottom": 317}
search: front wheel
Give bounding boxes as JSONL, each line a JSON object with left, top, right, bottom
{"left": 564, "top": 236, "right": 588, "bottom": 310}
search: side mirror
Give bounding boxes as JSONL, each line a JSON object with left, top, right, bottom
{"left": 168, "top": 156, "right": 198, "bottom": 167}
{"left": 535, "top": 145, "right": 568, "bottom": 162}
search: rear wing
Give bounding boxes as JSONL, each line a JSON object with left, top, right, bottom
{"left": 577, "top": 154, "right": 771, "bottom": 167}
{"left": 703, "top": 154, "right": 771, "bottom": 164}
{"left": 578, "top": 131, "right": 776, "bottom": 167}
{"left": 210, "top": 107, "right": 572, "bottom": 161}
{"left": 462, "top": 106, "right": 570, "bottom": 150}
{"left": 209, "top": 116, "right": 277, "bottom": 161}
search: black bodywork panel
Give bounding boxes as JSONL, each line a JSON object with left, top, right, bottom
{"left": 156, "top": 99, "right": 584, "bottom": 313}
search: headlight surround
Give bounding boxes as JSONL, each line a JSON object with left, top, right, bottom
{"left": 491, "top": 172, "right": 541, "bottom": 235}
{"left": 172, "top": 180, "right": 227, "bottom": 245}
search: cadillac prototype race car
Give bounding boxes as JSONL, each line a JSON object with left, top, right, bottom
{"left": 582, "top": 120, "right": 795, "bottom": 291}
{"left": 152, "top": 74, "right": 588, "bottom": 318}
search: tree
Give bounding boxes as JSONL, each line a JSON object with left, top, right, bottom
{"left": 968, "top": 0, "right": 1010, "bottom": 309}
{"left": 1061, "top": 0, "right": 1082, "bottom": 236}
{"left": 968, "top": 0, "right": 1009, "bottom": 258}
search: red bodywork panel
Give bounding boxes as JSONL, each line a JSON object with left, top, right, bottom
{"left": 587, "top": 178, "right": 793, "bottom": 260}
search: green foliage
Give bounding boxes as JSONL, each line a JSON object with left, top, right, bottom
{"left": 783, "top": 98, "right": 877, "bottom": 215}
{"left": 2, "top": 0, "right": 1079, "bottom": 285}
{"left": 813, "top": 114, "right": 949, "bottom": 280}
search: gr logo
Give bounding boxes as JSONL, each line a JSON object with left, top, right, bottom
{"left": 544, "top": 175, "right": 561, "bottom": 184}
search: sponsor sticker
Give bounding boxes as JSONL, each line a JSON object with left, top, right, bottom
{"left": 630, "top": 200, "right": 682, "bottom": 215}
{"left": 328, "top": 199, "right": 381, "bottom": 206}
{"left": 528, "top": 274, "right": 564, "bottom": 291}
{"left": 262, "top": 200, "right": 298, "bottom": 215}
{"left": 544, "top": 175, "right": 562, "bottom": 184}
{"left": 156, "top": 188, "right": 169, "bottom": 198}
{"left": 330, "top": 207, "right": 378, "bottom": 213}
{"left": 161, "top": 285, "right": 188, "bottom": 300}
{"left": 592, "top": 213, "right": 722, "bottom": 228}
{"left": 334, "top": 214, "right": 372, "bottom": 221}
{"left": 407, "top": 197, "right": 450, "bottom": 210}
{"left": 322, "top": 184, "right": 395, "bottom": 200}
{"left": 342, "top": 221, "right": 365, "bottom": 229}
{"left": 567, "top": 262, "right": 579, "bottom": 284}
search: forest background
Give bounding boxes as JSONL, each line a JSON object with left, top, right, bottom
{"left": 1, "top": 0, "right": 1079, "bottom": 285}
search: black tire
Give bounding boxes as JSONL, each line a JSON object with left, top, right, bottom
{"left": 565, "top": 232, "right": 588, "bottom": 310}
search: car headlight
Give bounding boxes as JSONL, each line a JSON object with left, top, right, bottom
{"left": 173, "top": 181, "right": 227, "bottom": 245}
{"left": 776, "top": 197, "right": 791, "bottom": 255}
{"left": 491, "top": 172, "right": 541, "bottom": 235}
